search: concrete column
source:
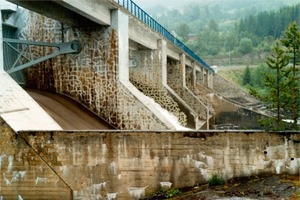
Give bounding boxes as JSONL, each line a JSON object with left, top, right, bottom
{"left": 111, "top": 9, "right": 129, "bottom": 82}
{"left": 179, "top": 53, "right": 186, "bottom": 87}
{"left": 0, "top": 10, "right": 3, "bottom": 71}
{"left": 191, "top": 61, "right": 196, "bottom": 89}
{"left": 208, "top": 71, "right": 214, "bottom": 89}
{"left": 202, "top": 68, "right": 207, "bottom": 86}
{"left": 205, "top": 69, "right": 209, "bottom": 87}
{"left": 157, "top": 39, "right": 167, "bottom": 85}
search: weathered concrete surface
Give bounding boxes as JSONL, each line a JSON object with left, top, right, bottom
{"left": 1, "top": 118, "right": 299, "bottom": 199}
{"left": 6, "top": 0, "right": 111, "bottom": 27}
{"left": 0, "top": 71, "right": 62, "bottom": 131}
{"left": 0, "top": 120, "right": 71, "bottom": 199}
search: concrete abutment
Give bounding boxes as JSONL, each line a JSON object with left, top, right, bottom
{"left": 0, "top": 120, "right": 299, "bottom": 199}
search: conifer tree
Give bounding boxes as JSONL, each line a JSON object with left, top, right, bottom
{"left": 250, "top": 42, "right": 290, "bottom": 130}
{"left": 281, "top": 21, "right": 300, "bottom": 126}
{"left": 243, "top": 65, "right": 251, "bottom": 85}
{"left": 250, "top": 22, "right": 300, "bottom": 130}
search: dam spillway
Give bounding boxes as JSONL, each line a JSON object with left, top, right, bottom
{"left": 27, "top": 90, "right": 114, "bottom": 130}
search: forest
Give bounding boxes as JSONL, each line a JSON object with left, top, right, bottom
{"left": 148, "top": 1, "right": 300, "bottom": 65}
{"left": 146, "top": 1, "right": 300, "bottom": 129}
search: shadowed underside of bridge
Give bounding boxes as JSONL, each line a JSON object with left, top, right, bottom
{"left": 6, "top": 0, "right": 112, "bottom": 27}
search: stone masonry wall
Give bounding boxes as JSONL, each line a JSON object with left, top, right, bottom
{"left": 129, "top": 50, "right": 187, "bottom": 126}
{"left": 167, "top": 59, "right": 209, "bottom": 120}
{"left": 22, "top": 12, "right": 167, "bottom": 130}
{"left": 1, "top": 119, "right": 299, "bottom": 199}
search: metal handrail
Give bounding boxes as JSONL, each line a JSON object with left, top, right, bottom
{"left": 114, "top": 0, "right": 214, "bottom": 73}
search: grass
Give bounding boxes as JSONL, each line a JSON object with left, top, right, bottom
{"left": 208, "top": 174, "right": 226, "bottom": 186}
{"left": 145, "top": 188, "right": 182, "bottom": 199}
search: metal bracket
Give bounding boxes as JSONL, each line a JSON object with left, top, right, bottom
{"left": 3, "top": 38, "right": 81, "bottom": 74}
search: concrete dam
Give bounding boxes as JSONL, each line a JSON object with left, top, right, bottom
{"left": 0, "top": 0, "right": 299, "bottom": 199}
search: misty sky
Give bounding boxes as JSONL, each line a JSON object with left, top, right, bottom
{"left": 132, "top": 0, "right": 299, "bottom": 11}
{"left": 132, "top": 0, "right": 194, "bottom": 10}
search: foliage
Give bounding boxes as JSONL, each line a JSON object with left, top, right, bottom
{"left": 251, "top": 64, "right": 268, "bottom": 87}
{"left": 176, "top": 23, "right": 190, "bottom": 42}
{"left": 238, "top": 38, "right": 254, "bottom": 54}
{"left": 151, "top": 1, "right": 299, "bottom": 63}
{"left": 238, "top": 4, "right": 300, "bottom": 38}
{"left": 208, "top": 174, "right": 225, "bottom": 186}
{"left": 147, "top": 188, "right": 182, "bottom": 199}
{"left": 164, "top": 188, "right": 182, "bottom": 198}
{"left": 250, "top": 42, "right": 290, "bottom": 129}
{"left": 249, "top": 21, "right": 300, "bottom": 130}
{"left": 281, "top": 21, "right": 300, "bottom": 125}
{"left": 243, "top": 66, "right": 251, "bottom": 85}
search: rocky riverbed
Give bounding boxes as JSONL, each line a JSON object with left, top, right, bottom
{"left": 144, "top": 174, "right": 300, "bottom": 200}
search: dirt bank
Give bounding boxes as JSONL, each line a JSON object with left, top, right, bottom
{"left": 145, "top": 174, "right": 300, "bottom": 200}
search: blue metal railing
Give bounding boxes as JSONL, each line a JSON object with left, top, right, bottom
{"left": 113, "top": 0, "right": 215, "bottom": 73}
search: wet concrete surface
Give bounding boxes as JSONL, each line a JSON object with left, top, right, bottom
{"left": 207, "top": 94, "right": 265, "bottom": 130}
{"left": 27, "top": 89, "right": 114, "bottom": 130}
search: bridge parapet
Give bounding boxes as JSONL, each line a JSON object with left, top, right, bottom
{"left": 111, "top": 0, "right": 214, "bottom": 74}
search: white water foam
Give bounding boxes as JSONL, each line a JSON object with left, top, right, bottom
{"left": 143, "top": 96, "right": 191, "bottom": 131}
{"left": 128, "top": 186, "right": 148, "bottom": 199}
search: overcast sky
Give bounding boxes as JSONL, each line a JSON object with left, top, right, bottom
{"left": 132, "top": 0, "right": 194, "bottom": 10}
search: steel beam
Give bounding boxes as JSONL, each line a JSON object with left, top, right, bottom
{"left": 3, "top": 38, "right": 81, "bottom": 74}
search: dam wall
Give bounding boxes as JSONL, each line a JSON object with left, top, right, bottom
{"left": 1, "top": 120, "right": 299, "bottom": 199}
{"left": 21, "top": 11, "right": 170, "bottom": 130}
{"left": 4, "top": 2, "right": 216, "bottom": 130}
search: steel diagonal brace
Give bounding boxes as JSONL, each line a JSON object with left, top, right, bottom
{"left": 3, "top": 38, "right": 81, "bottom": 74}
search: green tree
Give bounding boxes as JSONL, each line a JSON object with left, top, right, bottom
{"left": 238, "top": 38, "right": 253, "bottom": 54}
{"left": 281, "top": 21, "right": 300, "bottom": 126}
{"left": 252, "top": 64, "right": 268, "bottom": 88}
{"left": 224, "top": 30, "right": 239, "bottom": 52}
{"left": 243, "top": 65, "right": 251, "bottom": 85}
{"left": 195, "top": 29, "right": 220, "bottom": 56}
{"left": 250, "top": 42, "right": 290, "bottom": 130}
{"left": 208, "top": 19, "right": 219, "bottom": 32}
{"left": 176, "top": 23, "right": 190, "bottom": 43}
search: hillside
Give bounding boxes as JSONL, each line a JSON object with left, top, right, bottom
{"left": 140, "top": 1, "right": 299, "bottom": 66}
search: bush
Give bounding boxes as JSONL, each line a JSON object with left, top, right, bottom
{"left": 208, "top": 174, "right": 225, "bottom": 186}
{"left": 165, "top": 188, "right": 182, "bottom": 198}
{"left": 146, "top": 188, "right": 182, "bottom": 199}
{"left": 238, "top": 38, "right": 253, "bottom": 55}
